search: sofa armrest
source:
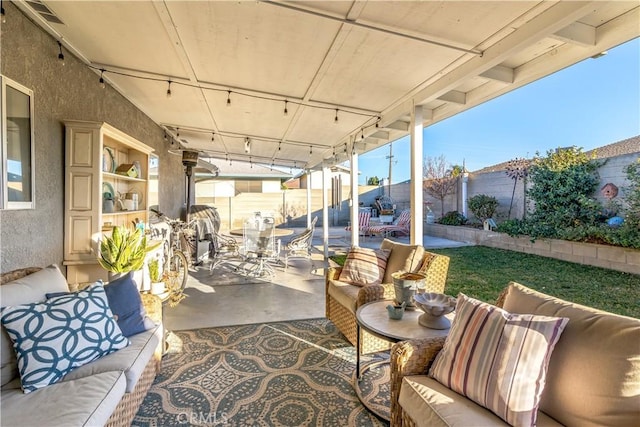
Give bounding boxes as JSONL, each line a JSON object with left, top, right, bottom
{"left": 356, "top": 282, "right": 394, "bottom": 307}
{"left": 390, "top": 336, "right": 447, "bottom": 426}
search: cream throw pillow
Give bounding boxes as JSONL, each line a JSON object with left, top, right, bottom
{"left": 338, "top": 247, "right": 390, "bottom": 286}
{"left": 429, "top": 293, "right": 568, "bottom": 427}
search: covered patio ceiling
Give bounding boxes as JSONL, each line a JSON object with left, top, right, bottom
{"left": 17, "top": 1, "right": 639, "bottom": 170}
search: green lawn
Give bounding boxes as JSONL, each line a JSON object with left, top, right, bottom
{"left": 331, "top": 246, "right": 640, "bottom": 318}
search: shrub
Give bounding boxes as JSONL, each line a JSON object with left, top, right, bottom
{"left": 438, "top": 211, "right": 467, "bottom": 226}
{"left": 526, "top": 147, "right": 603, "bottom": 236}
{"left": 468, "top": 194, "right": 498, "bottom": 222}
{"left": 624, "top": 160, "right": 640, "bottom": 229}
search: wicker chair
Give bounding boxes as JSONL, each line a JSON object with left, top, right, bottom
{"left": 325, "top": 247, "right": 450, "bottom": 354}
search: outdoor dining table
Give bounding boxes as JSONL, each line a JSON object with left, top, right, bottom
{"left": 229, "top": 228, "right": 294, "bottom": 237}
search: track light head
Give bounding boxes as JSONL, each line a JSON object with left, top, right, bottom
{"left": 227, "top": 91, "right": 231, "bottom": 107}
{"left": 244, "top": 137, "right": 251, "bottom": 154}
{"left": 284, "top": 100, "right": 288, "bottom": 116}
{"left": 166, "top": 81, "right": 172, "bottom": 99}
{"left": 334, "top": 109, "right": 339, "bottom": 124}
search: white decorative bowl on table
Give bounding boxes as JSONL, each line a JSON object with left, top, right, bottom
{"left": 413, "top": 293, "right": 457, "bottom": 329}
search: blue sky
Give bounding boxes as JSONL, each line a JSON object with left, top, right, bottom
{"left": 358, "top": 37, "right": 640, "bottom": 185}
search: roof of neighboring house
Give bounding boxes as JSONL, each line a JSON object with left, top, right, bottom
{"left": 196, "top": 159, "right": 292, "bottom": 179}
{"left": 585, "top": 135, "right": 640, "bottom": 159}
{"left": 472, "top": 135, "right": 639, "bottom": 174}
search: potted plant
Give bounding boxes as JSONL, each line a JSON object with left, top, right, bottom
{"left": 148, "top": 258, "right": 165, "bottom": 295}
{"left": 98, "top": 225, "right": 160, "bottom": 282}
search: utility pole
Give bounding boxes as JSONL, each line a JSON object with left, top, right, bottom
{"left": 389, "top": 142, "right": 393, "bottom": 189}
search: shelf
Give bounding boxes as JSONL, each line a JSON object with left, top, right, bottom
{"left": 103, "top": 172, "right": 146, "bottom": 183}
{"left": 103, "top": 209, "right": 147, "bottom": 216}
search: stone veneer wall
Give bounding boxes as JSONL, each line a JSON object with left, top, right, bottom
{"left": 0, "top": 3, "right": 185, "bottom": 273}
{"left": 426, "top": 223, "right": 640, "bottom": 275}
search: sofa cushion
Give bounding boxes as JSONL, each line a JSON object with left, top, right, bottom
{"left": 1, "top": 370, "right": 126, "bottom": 427}
{"left": 338, "top": 247, "right": 390, "bottom": 286}
{"left": 104, "top": 273, "right": 150, "bottom": 337}
{"left": 502, "top": 282, "right": 640, "bottom": 427}
{"left": 327, "top": 279, "right": 362, "bottom": 313}
{"left": 0, "top": 265, "right": 69, "bottom": 386}
{"left": 399, "top": 375, "right": 563, "bottom": 427}
{"left": 0, "top": 283, "right": 130, "bottom": 393}
{"left": 62, "top": 324, "right": 160, "bottom": 392}
{"left": 380, "top": 239, "right": 425, "bottom": 283}
{"left": 429, "top": 293, "right": 568, "bottom": 427}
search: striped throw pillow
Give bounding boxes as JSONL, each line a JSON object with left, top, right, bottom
{"left": 338, "top": 247, "right": 391, "bottom": 286}
{"left": 429, "top": 293, "right": 568, "bottom": 427}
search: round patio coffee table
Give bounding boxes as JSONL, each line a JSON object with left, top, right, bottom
{"left": 354, "top": 300, "right": 453, "bottom": 421}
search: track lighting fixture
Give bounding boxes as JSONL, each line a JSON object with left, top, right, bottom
{"left": 278, "top": 142, "right": 281, "bottom": 151}
{"left": 376, "top": 117, "right": 380, "bottom": 128}
{"left": 163, "top": 132, "right": 168, "bottom": 142}
{"left": 99, "top": 69, "right": 106, "bottom": 89}
{"left": 284, "top": 100, "right": 288, "bottom": 116}
{"left": 226, "top": 91, "right": 231, "bottom": 107}
{"left": 361, "top": 128, "right": 365, "bottom": 140}
{"left": 166, "top": 81, "right": 172, "bottom": 99}
{"left": 244, "top": 137, "right": 251, "bottom": 154}
{"left": 176, "top": 128, "right": 180, "bottom": 138}
{"left": 57, "top": 41, "right": 65, "bottom": 66}
{"left": 211, "top": 132, "right": 215, "bottom": 142}
{"left": 334, "top": 109, "right": 339, "bottom": 124}
{"left": 1, "top": 1, "right": 6, "bottom": 24}
{"left": 309, "top": 146, "right": 313, "bottom": 155}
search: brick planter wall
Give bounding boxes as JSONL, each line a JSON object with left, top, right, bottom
{"left": 425, "top": 224, "right": 640, "bottom": 275}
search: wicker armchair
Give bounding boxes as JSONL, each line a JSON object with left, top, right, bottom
{"left": 325, "top": 248, "right": 450, "bottom": 354}
{"left": 388, "top": 291, "right": 510, "bottom": 426}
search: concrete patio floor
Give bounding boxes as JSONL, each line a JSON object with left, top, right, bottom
{"left": 163, "top": 227, "right": 469, "bottom": 331}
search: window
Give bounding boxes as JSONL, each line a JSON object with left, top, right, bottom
{"left": 235, "top": 180, "right": 262, "bottom": 194}
{"left": 1, "top": 76, "right": 35, "bottom": 209}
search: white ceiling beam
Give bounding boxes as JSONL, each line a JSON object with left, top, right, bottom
{"left": 380, "top": 1, "right": 599, "bottom": 127}
{"left": 437, "top": 90, "right": 467, "bottom": 105}
{"left": 384, "top": 120, "right": 410, "bottom": 132}
{"left": 480, "top": 65, "right": 515, "bottom": 83}
{"left": 551, "top": 21, "right": 596, "bottom": 47}
{"left": 369, "top": 130, "right": 390, "bottom": 140}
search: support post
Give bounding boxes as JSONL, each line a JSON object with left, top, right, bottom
{"left": 350, "top": 151, "right": 359, "bottom": 247}
{"left": 322, "top": 167, "right": 330, "bottom": 259}
{"left": 306, "top": 170, "right": 312, "bottom": 227}
{"left": 410, "top": 104, "right": 424, "bottom": 246}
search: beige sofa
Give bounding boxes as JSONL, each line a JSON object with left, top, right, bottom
{"left": 391, "top": 282, "right": 640, "bottom": 427}
{"left": 0, "top": 265, "right": 162, "bottom": 427}
{"left": 326, "top": 239, "right": 450, "bottom": 353}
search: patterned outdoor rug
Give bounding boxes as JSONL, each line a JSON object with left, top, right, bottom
{"left": 133, "top": 319, "right": 389, "bottom": 426}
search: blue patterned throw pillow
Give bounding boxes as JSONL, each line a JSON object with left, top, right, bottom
{"left": 0, "top": 283, "right": 129, "bottom": 393}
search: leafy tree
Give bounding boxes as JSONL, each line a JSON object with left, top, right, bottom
{"left": 367, "top": 176, "right": 380, "bottom": 185}
{"left": 423, "top": 155, "right": 461, "bottom": 218}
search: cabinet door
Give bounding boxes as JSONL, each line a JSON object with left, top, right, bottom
{"left": 64, "top": 126, "right": 101, "bottom": 261}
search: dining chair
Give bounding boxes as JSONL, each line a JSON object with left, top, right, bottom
{"left": 284, "top": 216, "right": 318, "bottom": 270}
